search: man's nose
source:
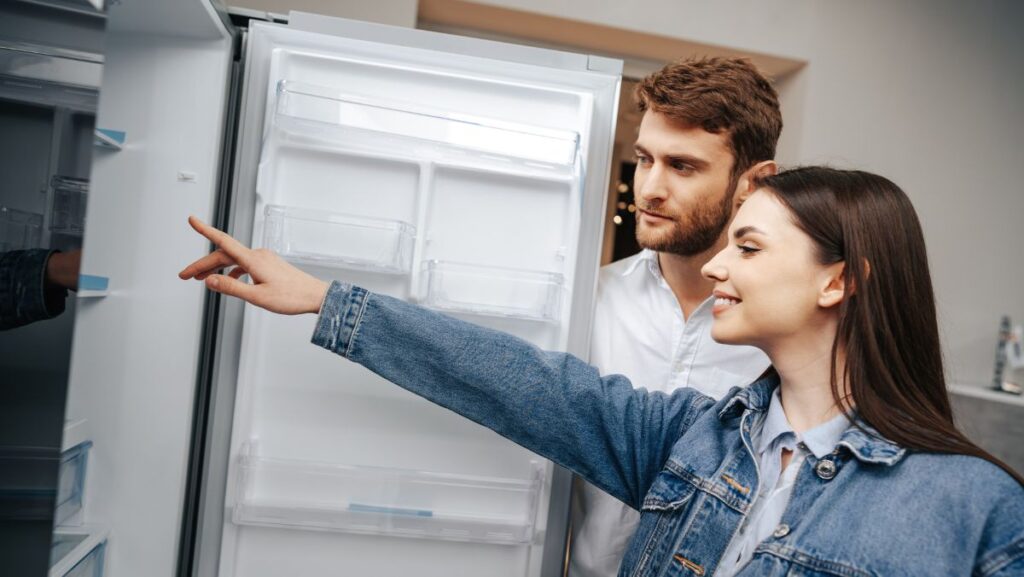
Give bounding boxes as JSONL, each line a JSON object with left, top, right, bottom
{"left": 634, "top": 164, "right": 668, "bottom": 204}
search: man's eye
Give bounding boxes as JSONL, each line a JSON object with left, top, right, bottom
{"left": 635, "top": 155, "right": 651, "bottom": 165}
{"left": 737, "top": 245, "right": 760, "bottom": 255}
{"left": 671, "top": 162, "right": 693, "bottom": 172}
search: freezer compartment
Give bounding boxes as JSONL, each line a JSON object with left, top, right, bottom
{"left": 50, "top": 176, "right": 89, "bottom": 236}
{"left": 420, "top": 261, "right": 564, "bottom": 322}
{"left": 232, "top": 450, "right": 544, "bottom": 545}
{"left": 0, "top": 206, "right": 43, "bottom": 251}
{"left": 55, "top": 441, "right": 92, "bottom": 527}
{"left": 273, "top": 81, "right": 580, "bottom": 172}
{"left": 263, "top": 205, "right": 416, "bottom": 274}
{"left": 50, "top": 527, "right": 107, "bottom": 577}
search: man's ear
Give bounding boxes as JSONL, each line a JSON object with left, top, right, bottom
{"left": 734, "top": 160, "right": 778, "bottom": 207}
{"left": 818, "top": 261, "right": 847, "bottom": 309}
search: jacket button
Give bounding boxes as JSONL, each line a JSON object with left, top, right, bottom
{"left": 815, "top": 459, "right": 837, "bottom": 480}
{"left": 772, "top": 524, "right": 791, "bottom": 538}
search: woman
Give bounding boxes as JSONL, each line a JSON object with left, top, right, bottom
{"left": 180, "top": 167, "right": 1024, "bottom": 576}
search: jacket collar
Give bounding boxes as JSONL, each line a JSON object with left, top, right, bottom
{"left": 717, "top": 372, "right": 907, "bottom": 466}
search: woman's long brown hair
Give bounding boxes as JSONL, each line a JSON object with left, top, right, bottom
{"left": 758, "top": 167, "right": 1024, "bottom": 484}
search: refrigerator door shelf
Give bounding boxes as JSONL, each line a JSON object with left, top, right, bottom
{"left": 263, "top": 204, "right": 416, "bottom": 274}
{"left": 50, "top": 176, "right": 90, "bottom": 236}
{"left": 55, "top": 441, "right": 92, "bottom": 527}
{"left": 50, "top": 526, "right": 108, "bottom": 577}
{"left": 233, "top": 453, "right": 544, "bottom": 545}
{"left": 274, "top": 80, "right": 580, "bottom": 177}
{"left": 420, "top": 261, "right": 564, "bottom": 322}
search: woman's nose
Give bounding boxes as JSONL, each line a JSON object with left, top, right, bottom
{"left": 701, "top": 250, "right": 728, "bottom": 281}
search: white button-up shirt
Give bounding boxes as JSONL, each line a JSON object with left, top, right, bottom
{"left": 569, "top": 249, "right": 771, "bottom": 577}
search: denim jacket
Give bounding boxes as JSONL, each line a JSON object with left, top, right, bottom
{"left": 311, "top": 282, "right": 1024, "bottom": 577}
{"left": 0, "top": 249, "right": 65, "bottom": 330}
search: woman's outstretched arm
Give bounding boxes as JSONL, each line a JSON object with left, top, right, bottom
{"left": 312, "top": 281, "right": 716, "bottom": 508}
{"left": 179, "top": 216, "right": 716, "bottom": 508}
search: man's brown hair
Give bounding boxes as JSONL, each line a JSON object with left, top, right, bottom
{"left": 635, "top": 57, "right": 782, "bottom": 178}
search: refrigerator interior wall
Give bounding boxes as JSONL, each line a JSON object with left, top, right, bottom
{"left": 214, "top": 19, "right": 618, "bottom": 577}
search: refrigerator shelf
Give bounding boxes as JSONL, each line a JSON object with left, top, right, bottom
{"left": 420, "top": 261, "right": 564, "bottom": 322}
{"left": 232, "top": 453, "right": 544, "bottom": 545}
{"left": 273, "top": 80, "right": 580, "bottom": 175}
{"left": 263, "top": 205, "right": 416, "bottom": 274}
{"left": 55, "top": 441, "right": 92, "bottom": 527}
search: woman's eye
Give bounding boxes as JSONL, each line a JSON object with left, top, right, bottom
{"left": 737, "top": 245, "right": 760, "bottom": 255}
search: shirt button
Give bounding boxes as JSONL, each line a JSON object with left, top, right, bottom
{"left": 772, "top": 524, "right": 791, "bottom": 538}
{"left": 815, "top": 459, "right": 838, "bottom": 480}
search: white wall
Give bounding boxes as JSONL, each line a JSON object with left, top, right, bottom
{"left": 441, "top": 0, "right": 1024, "bottom": 387}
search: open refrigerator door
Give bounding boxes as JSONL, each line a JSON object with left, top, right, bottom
{"left": 203, "top": 14, "right": 619, "bottom": 577}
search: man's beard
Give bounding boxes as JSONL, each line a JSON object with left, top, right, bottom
{"left": 635, "top": 185, "right": 734, "bottom": 257}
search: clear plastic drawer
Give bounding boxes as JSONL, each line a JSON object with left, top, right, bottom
{"left": 0, "top": 206, "right": 43, "bottom": 251}
{"left": 273, "top": 81, "right": 580, "bottom": 172}
{"left": 263, "top": 205, "right": 416, "bottom": 274}
{"left": 232, "top": 449, "right": 544, "bottom": 545}
{"left": 420, "top": 261, "right": 564, "bottom": 322}
{"left": 55, "top": 441, "right": 91, "bottom": 527}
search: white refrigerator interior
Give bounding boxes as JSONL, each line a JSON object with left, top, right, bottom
{"left": 215, "top": 18, "right": 620, "bottom": 577}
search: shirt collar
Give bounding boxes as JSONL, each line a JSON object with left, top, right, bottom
{"left": 754, "top": 388, "right": 795, "bottom": 454}
{"left": 718, "top": 372, "right": 908, "bottom": 465}
{"left": 620, "top": 248, "right": 661, "bottom": 279}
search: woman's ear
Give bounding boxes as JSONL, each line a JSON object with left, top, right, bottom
{"left": 818, "top": 261, "right": 847, "bottom": 309}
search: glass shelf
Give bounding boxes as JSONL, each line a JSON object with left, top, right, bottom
{"left": 0, "top": 206, "right": 43, "bottom": 251}
{"left": 50, "top": 176, "right": 89, "bottom": 236}
{"left": 232, "top": 450, "right": 543, "bottom": 545}
{"left": 420, "top": 261, "right": 564, "bottom": 322}
{"left": 263, "top": 205, "right": 416, "bottom": 274}
{"left": 273, "top": 80, "right": 580, "bottom": 173}
{"left": 55, "top": 441, "right": 91, "bottom": 527}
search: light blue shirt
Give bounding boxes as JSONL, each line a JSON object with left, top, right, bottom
{"left": 717, "top": 388, "right": 851, "bottom": 577}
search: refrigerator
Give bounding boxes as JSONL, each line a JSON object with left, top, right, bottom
{"left": 62, "top": 2, "right": 620, "bottom": 576}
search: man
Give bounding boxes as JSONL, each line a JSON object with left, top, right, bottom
{"left": 568, "top": 57, "right": 782, "bottom": 577}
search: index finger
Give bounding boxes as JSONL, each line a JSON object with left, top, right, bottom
{"left": 188, "top": 215, "right": 253, "bottom": 267}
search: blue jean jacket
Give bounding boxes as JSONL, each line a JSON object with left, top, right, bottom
{"left": 0, "top": 249, "right": 65, "bottom": 330}
{"left": 311, "top": 282, "right": 1024, "bottom": 577}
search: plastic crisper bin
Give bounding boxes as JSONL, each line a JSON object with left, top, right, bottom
{"left": 420, "top": 261, "right": 564, "bottom": 322}
{"left": 55, "top": 441, "right": 91, "bottom": 526}
{"left": 263, "top": 205, "right": 415, "bottom": 274}
{"left": 274, "top": 80, "right": 580, "bottom": 170}
{"left": 50, "top": 176, "right": 89, "bottom": 235}
{"left": 0, "top": 206, "right": 43, "bottom": 251}
{"left": 232, "top": 452, "right": 544, "bottom": 545}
